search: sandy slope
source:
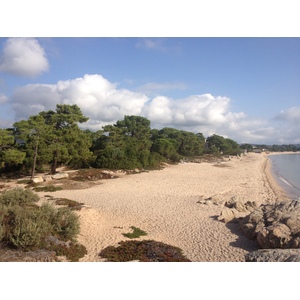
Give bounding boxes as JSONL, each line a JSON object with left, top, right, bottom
{"left": 35, "top": 152, "right": 284, "bottom": 262}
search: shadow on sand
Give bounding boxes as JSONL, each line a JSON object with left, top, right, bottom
{"left": 210, "top": 215, "right": 259, "bottom": 253}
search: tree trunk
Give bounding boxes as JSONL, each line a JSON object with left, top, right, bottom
{"left": 51, "top": 150, "right": 57, "bottom": 174}
{"left": 31, "top": 140, "right": 39, "bottom": 179}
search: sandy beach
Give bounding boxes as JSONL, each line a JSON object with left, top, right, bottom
{"left": 32, "top": 152, "right": 286, "bottom": 262}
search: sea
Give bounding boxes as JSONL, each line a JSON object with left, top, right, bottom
{"left": 268, "top": 153, "right": 300, "bottom": 200}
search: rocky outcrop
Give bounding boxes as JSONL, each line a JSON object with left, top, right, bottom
{"left": 197, "top": 195, "right": 259, "bottom": 224}
{"left": 0, "top": 249, "right": 58, "bottom": 262}
{"left": 240, "top": 200, "right": 300, "bottom": 249}
{"left": 245, "top": 248, "right": 300, "bottom": 262}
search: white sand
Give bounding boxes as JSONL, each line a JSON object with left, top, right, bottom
{"left": 37, "top": 152, "right": 285, "bottom": 262}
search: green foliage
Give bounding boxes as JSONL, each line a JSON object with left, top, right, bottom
{"left": 12, "top": 104, "right": 93, "bottom": 176}
{"left": 0, "top": 188, "right": 81, "bottom": 251}
{"left": 0, "top": 212, "right": 5, "bottom": 240}
{"left": 54, "top": 198, "right": 84, "bottom": 210}
{"left": 50, "top": 207, "right": 80, "bottom": 241}
{"left": 33, "top": 185, "right": 63, "bottom": 192}
{"left": 0, "top": 129, "right": 26, "bottom": 170}
{"left": 0, "top": 187, "right": 39, "bottom": 206}
{"left": 50, "top": 241, "right": 87, "bottom": 262}
{"left": 122, "top": 226, "right": 148, "bottom": 239}
{"left": 99, "top": 240, "right": 191, "bottom": 262}
{"left": 206, "top": 134, "right": 241, "bottom": 155}
{"left": 7, "top": 206, "right": 52, "bottom": 250}
{"left": 2, "top": 103, "right": 245, "bottom": 175}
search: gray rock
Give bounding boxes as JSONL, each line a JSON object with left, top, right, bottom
{"left": 245, "top": 248, "right": 300, "bottom": 262}
{"left": 0, "top": 249, "right": 58, "bottom": 262}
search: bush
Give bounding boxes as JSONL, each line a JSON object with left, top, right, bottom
{"left": 51, "top": 207, "right": 80, "bottom": 241}
{"left": 0, "top": 187, "right": 39, "bottom": 207}
{"left": 0, "top": 212, "right": 4, "bottom": 240}
{"left": 0, "top": 188, "right": 81, "bottom": 252}
{"left": 33, "top": 185, "right": 63, "bottom": 192}
{"left": 7, "top": 206, "right": 52, "bottom": 250}
{"left": 51, "top": 242, "right": 88, "bottom": 262}
{"left": 99, "top": 240, "right": 191, "bottom": 262}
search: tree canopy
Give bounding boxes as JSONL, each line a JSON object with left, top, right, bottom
{"left": 0, "top": 105, "right": 248, "bottom": 175}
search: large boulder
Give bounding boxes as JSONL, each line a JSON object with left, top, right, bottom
{"left": 52, "top": 172, "right": 69, "bottom": 180}
{"left": 240, "top": 200, "right": 300, "bottom": 249}
{"left": 245, "top": 248, "right": 300, "bottom": 262}
{"left": 31, "top": 176, "right": 44, "bottom": 183}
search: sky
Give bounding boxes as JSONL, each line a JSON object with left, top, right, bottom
{"left": 0, "top": 2, "right": 299, "bottom": 146}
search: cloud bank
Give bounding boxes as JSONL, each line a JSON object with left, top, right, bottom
{"left": 7, "top": 74, "right": 300, "bottom": 144}
{"left": 0, "top": 38, "right": 49, "bottom": 77}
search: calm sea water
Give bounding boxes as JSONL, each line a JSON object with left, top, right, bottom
{"left": 268, "top": 153, "right": 300, "bottom": 200}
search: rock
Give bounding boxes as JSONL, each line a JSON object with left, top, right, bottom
{"left": 245, "top": 249, "right": 300, "bottom": 262}
{"left": 31, "top": 176, "right": 44, "bottom": 183}
{"left": 197, "top": 195, "right": 224, "bottom": 206}
{"left": 224, "top": 196, "right": 250, "bottom": 212}
{"left": 52, "top": 172, "right": 69, "bottom": 180}
{"left": 240, "top": 200, "right": 300, "bottom": 248}
{"left": 244, "top": 201, "right": 258, "bottom": 212}
{"left": 0, "top": 249, "right": 58, "bottom": 262}
{"left": 43, "top": 175, "right": 53, "bottom": 182}
{"left": 218, "top": 208, "right": 237, "bottom": 223}
{"left": 234, "top": 201, "right": 247, "bottom": 212}
{"left": 257, "top": 223, "right": 292, "bottom": 249}
{"left": 240, "top": 209, "right": 265, "bottom": 240}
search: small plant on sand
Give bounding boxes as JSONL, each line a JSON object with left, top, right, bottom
{"left": 122, "top": 226, "right": 147, "bottom": 239}
{"left": 17, "top": 179, "right": 32, "bottom": 185}
{"left": 33, "top": 185, "right": 63, "bottom": 192}
{"left": 54, "top": 198, "right": 84, "bottom": 210}
{"left": 49, "top": 241, "right": 87, "bottom": 262}
{"left": 99, "top": 240, "right": 191, "bottom": 262}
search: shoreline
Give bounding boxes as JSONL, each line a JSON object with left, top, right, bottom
{"left": 262, "top": 153, "right": 291, "bottom": 201}
{"left": 265, "top": 151, "right": 300, "bottom": 201}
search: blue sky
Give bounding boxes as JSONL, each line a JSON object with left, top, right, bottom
{"left": 0, "top": 2, "right": 299, "bottom": 145}
{"left": 0, "top": 37, "right": 299, "bottom": 145}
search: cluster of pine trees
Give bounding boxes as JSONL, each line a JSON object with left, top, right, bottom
{"left": 0, "top": 104, "right": 242, "bottom": 176}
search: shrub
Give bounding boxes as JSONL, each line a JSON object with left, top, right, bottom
{"left": 51, "top": 242, "right": 88, "bottom": 262}
{"left": 122, "top": 226, "right": 147, "bottom": 239}
{"left": 0, "top": 212, "right": 4, "bottom": 240}
{"left": 0, "top": 187, "right": 39, "bottom": 207}
{"left": 33, "top": 185, "right": 63, "bottom": 192}
{"left": 54, "top": 198, "right": 84, "bottom": 210}
{"left": 0, "top": 188, "right": 81, "bottom": 252}
{"left": 51, "top": 207, "right": 80, "bottom": 241}
{"left": 7, "top": 206, "right": 52, "bottom": 250}
{"left": 99, "top": 240, "right": 191, "bottom": 262}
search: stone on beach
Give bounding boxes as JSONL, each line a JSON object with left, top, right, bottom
{"left": 240, "top": 199, "right": 300, "bottom": 249}
{"left": 245, "top": 248, "right": 300, "bottom": 262}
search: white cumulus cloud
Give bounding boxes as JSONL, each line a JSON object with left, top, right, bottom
{"left": 7, "top": 73, "right": 300, "bottom": 144}
{"left": 274, "top": 107, "right": 300, "bottom": 124}
{"left": 0, "top": 37, "right": 49, "bottom": 77}
{"left": 11, "top": 74, "right": 149, "bottom": 127}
